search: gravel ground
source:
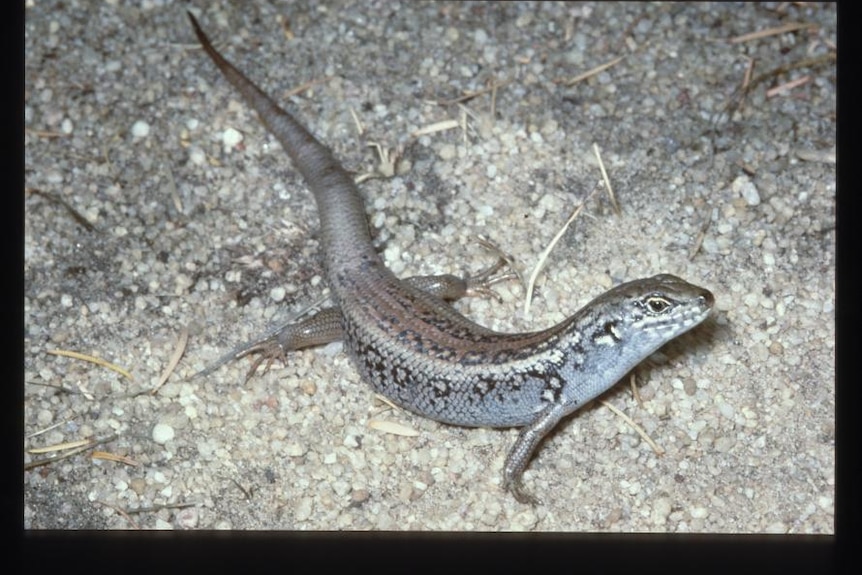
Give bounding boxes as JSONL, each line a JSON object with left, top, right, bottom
{"left": 24, "top": 1, "right": 835, "bottom": 531}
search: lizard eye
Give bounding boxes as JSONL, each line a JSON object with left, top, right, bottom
{"left": 644, "top": 296, "right": 671, "bottom": 314}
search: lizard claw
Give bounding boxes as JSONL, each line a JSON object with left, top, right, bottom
{"left": 235, "top": 338, "right": 288, "bottom": 382}
{"left": 465, "top": 236, "right": 522, "bottom": 302}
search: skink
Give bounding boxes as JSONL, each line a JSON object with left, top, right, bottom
{"left": 188, "top": 13, "right": 714, "bottom": 504}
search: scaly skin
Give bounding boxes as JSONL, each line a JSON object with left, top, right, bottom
{"left": 188, "top": 13, "right": 714, "bottom": 503}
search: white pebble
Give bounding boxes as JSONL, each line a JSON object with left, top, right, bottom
{"left": 189, "top": 147, "right": 206, "bottom": 166}
{"left": 286, "top": 442, "right": 306, "bottom": 457}
{"left": 222, "top": 127, "right": 243, "bottom": 149}
{"left": 690, "top": 506, "right": 708, "bottom": 518}
{"left": 131, "top": 120, "right": 150, "bottom": 138}
{"left": 37, "top": 409, "right": 54, "bottom": 426}
{"left": 269, "top": 285, "right": 286, "bottom": 302}
{"left": 152, "top": 422, "right": 175, "bottom": 444}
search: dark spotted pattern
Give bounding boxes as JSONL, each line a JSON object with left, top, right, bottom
{"left": 602, "top": 320, "right": 621, "bottom": 342}
{"left": 335, "top": 272, "right": 713, "bottom": 430}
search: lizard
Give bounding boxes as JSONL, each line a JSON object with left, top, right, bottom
{"left": 187, "top": 12, "right": 714, "bottom": 504}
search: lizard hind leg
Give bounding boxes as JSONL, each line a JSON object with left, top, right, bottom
{"left": 239, "top": 306, "right": 346, "bottom": 381}
{"left": 191, "top": 305, "right": 345, "bottom": 382}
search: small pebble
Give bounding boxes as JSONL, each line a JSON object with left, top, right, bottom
{"left": 152, "top": 423, "right": 175, "bottom": 445}
{"left": 732, "top": 175, "right": 761, "bottom": 206}
{"left": 222, "top": 127, "right": 243, "bottom": 149}
{"left": 131, "top": 120, "right": 150, "bottom": 138}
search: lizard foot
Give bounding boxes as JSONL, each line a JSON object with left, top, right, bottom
{"left": 235, "top": 338, "right": 288, "bottom": 382}
{"left": 465, "top": 236, "right": 522, "bottom": 302}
